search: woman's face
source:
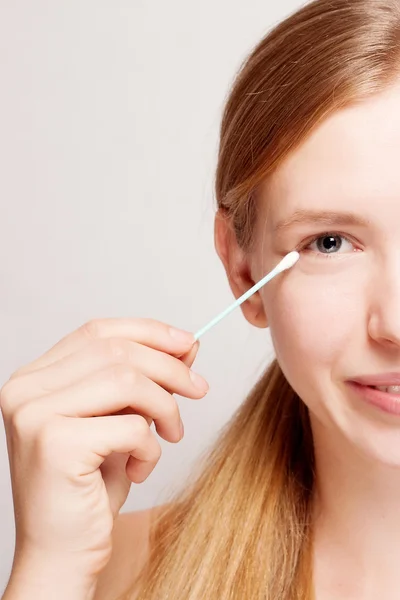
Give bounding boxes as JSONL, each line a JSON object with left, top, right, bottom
{"left": 254, "top": 82, "right": 400, "bottom": 466}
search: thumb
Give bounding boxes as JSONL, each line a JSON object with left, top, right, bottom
{"left": 179, "top": 340, "right": 200, "bottom": 368}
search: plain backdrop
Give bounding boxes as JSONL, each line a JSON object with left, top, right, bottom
{"left": 0, "top": 0, "right": 304, "bottom": 589}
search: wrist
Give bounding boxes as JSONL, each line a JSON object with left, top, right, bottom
{"left": 3, "top": 551, "right": 98, "bottom": 600}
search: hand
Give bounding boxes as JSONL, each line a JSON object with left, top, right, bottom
{"left": 0, "top": 318, "right": 209, "bottom": 579}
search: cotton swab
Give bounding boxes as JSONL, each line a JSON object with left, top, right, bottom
{"left": 193, "top": 251, "right": 300, "bottom": 342}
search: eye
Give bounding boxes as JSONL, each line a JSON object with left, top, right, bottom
{"left": 298, "top": 232, "right": 358, "bottom": 259}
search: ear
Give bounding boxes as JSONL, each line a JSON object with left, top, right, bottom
{"left": 214, "top": 208, "right": 268, "bottom": 329}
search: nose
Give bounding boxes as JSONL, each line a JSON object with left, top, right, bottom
{"left": 367, "top": 255, "right": 400, "bottom": 349}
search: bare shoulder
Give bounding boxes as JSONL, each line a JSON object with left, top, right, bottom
{"left": 93, "top": 504, "right": 169, "bottom": 600}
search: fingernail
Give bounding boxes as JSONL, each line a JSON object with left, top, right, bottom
{"left": 169, "top": 327, "right": 195, "bottom": 344}
{"left": 180, "top": 419, "right": 184, "bottom": 436}
{"left": 189, "top": 370, "right": 209, "bottom": 392}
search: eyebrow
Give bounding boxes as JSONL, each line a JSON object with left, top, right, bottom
{"left": 273, "top": 209, "right": 372, "bottom": 234}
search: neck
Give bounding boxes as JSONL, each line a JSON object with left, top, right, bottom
{"left": 311, "top": 415, "right": 400, "bottom": 597}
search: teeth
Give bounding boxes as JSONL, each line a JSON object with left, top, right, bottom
{"left": 373, "top": 385, "right": 400, "bottom": 394}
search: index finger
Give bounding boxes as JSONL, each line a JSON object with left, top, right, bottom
{"left": 11, "top": 317, "right": 196, "bottom": 378}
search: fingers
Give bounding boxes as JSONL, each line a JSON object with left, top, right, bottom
{"left": 3, "top": 365, "right": 189, "bottom": 443}
{"left": 0, "top": 319, "right": 205, "bottom": 476}
{"left": 10, "top": 318, "right": 196, "bottom": 377}
{"left": 2, "top": 338, "right": 206, "bottom": 410}
{"left": 36, "top": 414, "right": 163, "bottom": 484}
{"left": 179, "top": 340, "right": 200, "bottom": 368}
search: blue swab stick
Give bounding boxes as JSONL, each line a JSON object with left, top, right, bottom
{"left": 193, "top": 251, "right": 300, "bottom": 342}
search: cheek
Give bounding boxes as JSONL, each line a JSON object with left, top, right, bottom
{"left": 265, "top": 273, "right": 359, "bottom": 375}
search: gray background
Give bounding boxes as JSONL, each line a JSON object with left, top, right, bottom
{"left": 0, "top": 0, "right": 301, "bottom": 589}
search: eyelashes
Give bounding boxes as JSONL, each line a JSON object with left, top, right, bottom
{"left": 296, "top": 232, "right": 358, "bottom": 259}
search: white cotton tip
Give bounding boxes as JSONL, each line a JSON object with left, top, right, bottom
{"left": 278, "top": 251, "right": 300, "bottom": 272}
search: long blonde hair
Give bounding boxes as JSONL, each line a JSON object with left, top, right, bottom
{"left": 121, "top": 1, "right": 400, "bottom": 598}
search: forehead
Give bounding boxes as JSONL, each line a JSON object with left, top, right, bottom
{"left": 258, "top": 81, "right": 400, "bottom": 226}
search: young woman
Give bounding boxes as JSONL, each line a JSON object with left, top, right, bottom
{"left": 3, "top": 0, "right": 400, "bottom": 598}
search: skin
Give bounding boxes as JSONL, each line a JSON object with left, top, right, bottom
{"left": 214, "top": 80, "right": 400, "bottom": 599}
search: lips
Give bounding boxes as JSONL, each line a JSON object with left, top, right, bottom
{"left": 350, "top": 373, "right": 400, "bottom": 387}
{"left": 347, "top": 380, "right": 400, "bottom": 416}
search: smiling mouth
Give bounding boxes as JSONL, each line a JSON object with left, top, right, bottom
{"left": 347, "top": 381, "right": 400, "bottom": 416}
